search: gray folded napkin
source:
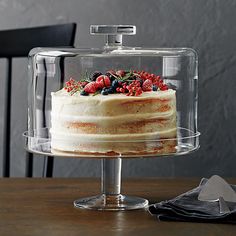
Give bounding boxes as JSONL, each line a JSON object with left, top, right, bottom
{"left": 149, "top": 178, "right": 236, "bottom": 224}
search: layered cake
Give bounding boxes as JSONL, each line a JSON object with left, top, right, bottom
{"left": 50, "top": 70, "right": 177, "bottom": 156}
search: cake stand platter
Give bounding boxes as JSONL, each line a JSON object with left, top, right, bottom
{"left": 25, "top": 25, "right": 200, "bottom": 210}
{"left": 23, "top": 127, "right": 200, "bottom": 211}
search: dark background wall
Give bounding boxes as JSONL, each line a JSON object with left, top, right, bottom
{"left": 0, "top": 0, "right": 235, "bottom": 177}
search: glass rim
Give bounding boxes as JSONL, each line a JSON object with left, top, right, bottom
{"left": 22, "top": 127, "right": 200, "bottom": 143}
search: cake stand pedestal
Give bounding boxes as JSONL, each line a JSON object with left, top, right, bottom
{"left": 74, "top": 158, "right": 148, "bottom": 210}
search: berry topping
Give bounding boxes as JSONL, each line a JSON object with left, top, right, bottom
{"left": 142, "top": 79, "right": 153, "bottom": 92}
{"left": 105, "top": 72, "right": 116, "bottom": 82}
{"left": 152, "top": 85, "right": 157, "bottom": 91}
{"left": 64, "top": 69, "right": 170, "bottom": 96}
{"left": 111, "top": 79, "right": 119, "bottom": 88}
{"left": 80, "top": 90, "right": 89, "bottom": 96}
{"left": 96, "top": 75, "right": 111, "bottom": 89}
{"left": 101, "top": 88, "right": 109, "bottom": 95}
{"left": 126, "top": 80, "right": 142, "bottom": 96}
{"left": 84, "top": 82, "right": 98, "bottom": 93}
{"left": 136, "top": 78, "right": 143, "bottom": 86}
{"left": 160, "top": 84, "right": 169, "bottom": 91}
{"left": 116, "top": 70, "right": 125, "bottom": 77}
{"left": 78, "top": 81, "right": 89, "bottom": 87}
{"left": 91, "top": 71, "right": 103, "bottom": 81}
{"left": 107, "top": 87, "right": 115, "bottom": 94}
{"left": 64, "top": 78, "right": 82, "bottom": 95}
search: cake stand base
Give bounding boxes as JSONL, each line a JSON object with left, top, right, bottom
{"left": 74, "top": 194, "right": 148, "bottom": 211}
{"left": 73, "top": 158, "right": 149, "bottom": 211}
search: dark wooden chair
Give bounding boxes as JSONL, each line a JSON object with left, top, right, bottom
{"left": 1, "top": 23, "right": 77, "bottom": 177}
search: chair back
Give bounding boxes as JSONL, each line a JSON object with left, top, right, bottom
{"left": 1, "top": 23, "right": 76, "bottom": 177}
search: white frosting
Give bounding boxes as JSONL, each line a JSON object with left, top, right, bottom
{"left": 50, "top": 88, "right": 177, "bottom": 154}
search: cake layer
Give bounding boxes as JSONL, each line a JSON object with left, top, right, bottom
{"left": 51, "top": 136, "right": 177, "bottom": 155}
{"left": 51, "top": 89, "right": 176, "bottom": 133}
{"left": 51, "top": 89, "right": 176, "bottom": 117}
{"left": 50, "top": 127, "right": 177, "bottom": 154}
{"left": 50, "top": 128, "right": 177, "bottom": 141}
{"left": 51, "top": 141, "right": 177, "bottom": 156}
{"left": 51, "top": 113, "right": 176, "bottom": 134}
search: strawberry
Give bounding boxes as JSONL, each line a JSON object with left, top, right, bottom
{"left": 96, "top": 75, "right": 111, "bottom": 88}
{"left": 142, "top": 79, "right": 153, "bottom": 91}
{"left": 84, "top": 82, "right": 98, "bottom": 93}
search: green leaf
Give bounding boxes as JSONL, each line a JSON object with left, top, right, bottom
{"left": 120, "top": 72, "right": 133, "bottom": 81}
{"left": 107, "top": 72, "right": 119, "bottom": 80}
{"left": 80, "top": 79, "right": 91, "bottom": 83}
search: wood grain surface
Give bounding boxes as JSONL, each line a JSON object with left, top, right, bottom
{"left": 0, "top": 178, "right": 235, "bottom": 236}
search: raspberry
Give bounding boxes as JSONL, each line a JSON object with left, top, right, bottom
{"left": 160, "top": 84, "right": 168, "bottom": 91}
{"left": 120, "top": 88, "right": 125, "bottom": 93}
{"left": 66, "top": 78, "right": 75, "bottom": 85}
{"left": 64, "top": 78, "right": 83, "bottom": 95}
{"left": 96, "top": 75, "right": 111, "bottom": 88}
{"left": 142, "top": 79, "right": 153, "bottom": 91}
{"left": 126, "top": 80, "right": 143, "bottom": 96}
{"left": 84, "top": 82, "right": 98, "bottom": 93}
{"left": 66, "top": 87, "right": 73, "bottom": 92}
{"left": 152, "top": 76, "right": 161, "bottom": 86}
{"left": 140, "top": 72, "right": 149, "bottom": 80}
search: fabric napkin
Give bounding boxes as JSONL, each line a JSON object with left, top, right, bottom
{"left": 149, "top": 178, "right": 236, "bottom": 224}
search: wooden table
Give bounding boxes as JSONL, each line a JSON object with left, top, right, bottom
{"left": 0, "top": 178, "right": 235, "bottom": 236}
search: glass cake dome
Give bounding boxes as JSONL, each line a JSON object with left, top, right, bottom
{"left": 23, "top": 25, "right": 200, "bottom": 211}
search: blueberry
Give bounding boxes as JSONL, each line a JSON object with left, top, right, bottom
{"left": 101, "top": 88, "right": 109, "bottom": 95}
{"left": 107, "top": 87, "right": 115, "bottom": 94}
{"left": 111, "top": 79, "right": 119, "bottom": 88}
{"left": 152, "top": 85, "right": 157, "bottom": 91}
{"left": 80, "top": 90, "right": 89, "bottom": 96}
{"left": 91, "top": 71, "right": 103, "bottom": 81}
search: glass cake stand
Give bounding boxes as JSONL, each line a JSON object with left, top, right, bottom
{"left": 24, "top": 25, "right": 200, "bottom": 210}
{"left": 23, "top": 127, "right": 200, "bottom": 210}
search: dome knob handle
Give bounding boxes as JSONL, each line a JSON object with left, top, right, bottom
{"left": 90, "top": 25, "right": 136, "bottom": 47}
